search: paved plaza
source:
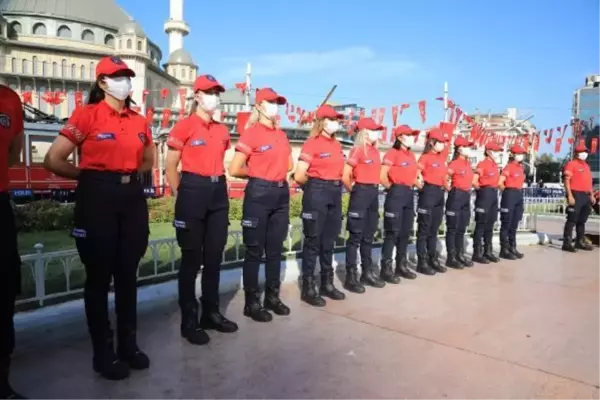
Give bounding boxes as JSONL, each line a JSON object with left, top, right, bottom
{"left": 9, "top": 219, "right": 600, "bottom": 399}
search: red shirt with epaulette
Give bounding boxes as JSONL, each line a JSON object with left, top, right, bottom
{"left": 0, "top": 86, "right": 24, "bottom": 192}
{"left": 299, "top": 135, "right": 344, "bottom": 180}
{"left": 382, "top": 147, "right": 417, "bottom": 186}
{"left": 475, "top": 157, "right": 499, "bottom": 188}
{"left": 167, "top": 114, "right": 230, "bottom": 176}
{"left": 564, "top": 159, "right": 593, "bottom": 192}
{"left": 60, "top": 101, "right": 153, "bottom": 172}
{"left": 235, "top": 122, "right": 291, "bottom": 182}
{"left": 501, "top": 161, "right": 525, "bottom": 189}
{"left": 448, "top": 157, "right": 473, "bottom": 191}
{"left": 418, "top": 152, "right": 448, "bottom": 186}
{"left": 346, "top": 144, "right": 380, "bottom": 184}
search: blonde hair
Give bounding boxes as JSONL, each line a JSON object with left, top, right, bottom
{"left": 309, "top": 119, "right": 326, "bottom": 138}
{"left": 352, "top": 128, "right": 371, "bottom": 156}
{"left": 244, "top": 107, "right": 260, "bottom": 130}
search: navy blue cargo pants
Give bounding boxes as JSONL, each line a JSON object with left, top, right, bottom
{"left": 381, "top": 184, "right": 414, "bottom": 262}
{"left": 416, "top": 183, "right": 445, "bottom": 257}
{"left": 473, "top": 187, "right": 498, "bottom": 248}
{"left": 499, "top": 188, "right": 524, "bottom": 247}
{"left": 345, "top": 184, "right": 379, "bottom": 268}
{"left": 564, "top": 191, "right": 592, "bottom": 241}
{"left": 445, "top": 188, "right": 471, "bottom": 254}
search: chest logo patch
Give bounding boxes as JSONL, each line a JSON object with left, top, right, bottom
{"left": 319, "top": 152, "right": 331, "bottom": 159}
{"left": 364, "top": 159, "right": 373, "bottom": 164}
{"left": 0, "top": 113, "right": 11, "bottom": 128}
{"left": 259, "top": 144, "right": 272, "bottom": 152}
{"left": 190, "top": 139, "right": 206, "bottom": 147}
{"left": 432, "top": 162, "right": 440, "bottom": 168}
{"left": 400, "top": 161, "right": 410, "bottom": 167}
{"left": 97, "top": 133, "right": 116, "bottom": 141}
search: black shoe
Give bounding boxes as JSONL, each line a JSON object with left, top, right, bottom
{"left": 0, "top": 357, "right": 26, "bottom": 399}
{"left": 92, "top": 336, "right": 130, "bottom": 381}
{"left": 344, "top": 267, "right": 366, "bottom": 293}
{"left": 264, "top": 287, "right": 291, "bottom": 316}
{"left": 301, "top": 276, "right": 326, "bottom": 307}
{"left": 395, "top": 255, "right": 417, "bottom": 279}
{"left": 1, "top": 386, "right": 26, "bottom": 399}
{"left": 118, "top": 346, "right": 150, "bottom": 371}
{"left": 499, "top": 245, "right": 517, "bottom": 260}
{"left": 380, "top": 260, "right": 401, "bottom": 284}
{"left": 445, "top": 251, "right": 463, "bottom": 269}
{"left": 472, "top": 245, "right": 490, "bottom": 264}
{"left": 428, "top": 254, "right": 446, "bottom": 273}
{"left": 484, "top": 244, "right": 500, "bottom": 263}
{"left": 509, "top": 244, "right": 524, "bottom": 259}
{"left": 180, "top": 303, "right": 210, "bottom": 345}
{"left": 320, "top": 273, "right": 346, "bottom": 300}
{"left": 243, "top": 290, "right": 273, "bottom": 322}
{"left": 360, "top": 265, "right": 386, "bottom": 288}
{"left": 575, "top": 239, "right": 594, "bottom": 251}
{"left": 416, "top": 254, "right": 436, "bottom": 276}
{"left": 456, "top": 250, "right": 474, "bottom": 267}
{"left": 200, "top": 305, "right": 239, "bottom": 333}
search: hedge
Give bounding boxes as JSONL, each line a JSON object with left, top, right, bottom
{"left": 14, "top": 194, "right": 351, "bottom": 233}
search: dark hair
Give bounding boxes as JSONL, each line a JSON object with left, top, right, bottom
{"left": 452, "top": 148, "right": 461, "bottom": 161}
{"left": 87, "top": 77, "right": 134, "bottom": 108}
{"left": 424, "top": 139, "right": 436, "bottom": 154}
{"left": 392, "top": 137, "right": 402, "bottom": 150}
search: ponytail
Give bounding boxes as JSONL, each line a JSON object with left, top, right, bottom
{"left": 244, "top": 107, "right": 260, "bottom": 130}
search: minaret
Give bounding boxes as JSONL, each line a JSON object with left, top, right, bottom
{"left": 164, "top": 0, "right": 189, "bottom": 54}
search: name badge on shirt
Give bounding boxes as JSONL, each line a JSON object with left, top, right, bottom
{"left": 578, "top": 168, "right": 584, "bottom": 173}
{"left": 96, "top": 133, "right": 116, "bottom": 141}
{"left": 488, "top": 171, "right": 496, "bottom": 176}
{"left": 432, "top": 162, "right": 440, "bottom": 168}
{"left": 0, "top": 113, "right": 11, "bottom": 128}
{"left": 400, "top": 161, "right": 409, "bottom": 167}
{"left": 458, "top": 169, "right": 466, "bottom": 175}
{"left": 319, "top": 152, "right": 331, "bottom": 158}
{"left": 259, "top": 144, "right": 272, "bottom": 152}
{"left": 190, "top": 139, "right": 206, "bottom": 147}
{"left": 364, "top": 159, "right": 373, "bottom": 164}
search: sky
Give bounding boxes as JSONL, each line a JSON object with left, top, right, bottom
{"left": 120, "top": 0, "right": 599, "bottom": 157}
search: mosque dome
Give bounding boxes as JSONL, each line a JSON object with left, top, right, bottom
{"left": 166, "top": 48, "right": 195, "bottom": 66}
{"left": 118, "top": 19, "right": 146, "bottom": 37}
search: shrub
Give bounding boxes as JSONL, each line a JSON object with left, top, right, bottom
{"left": 14, "top": 200, "right": 74, "bottom": 232}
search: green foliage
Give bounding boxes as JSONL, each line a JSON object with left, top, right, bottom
{"left": 14, "top": 200, "right": 74, "bottom": 233}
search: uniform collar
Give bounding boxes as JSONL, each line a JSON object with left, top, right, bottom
{"left": 99, "top": 100, "right": 132, "bottom": 117}
{"left": 190, "top": 112, "right": 216, "bottom": 127}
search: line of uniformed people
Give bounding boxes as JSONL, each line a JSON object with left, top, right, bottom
{"left": 2, "top": 58, "right": 596, "bottom": 396}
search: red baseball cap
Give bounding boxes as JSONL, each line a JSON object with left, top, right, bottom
{"left": 485, "top": 142, "right": 503, "bottom": 151}
{"left": 454, "top": 136, "right": 473, "bottom": 147}
{"left": 356, "top": 117, "right": 384, "bottom": 131}
{"left": 96, "top": 56, "right": 135, "bottom": 79}
{"left": 428, "top": 127, "right": 450, "bottom": 143}
{"left": 316, "top": 104, "right": 343, "bottom": 120}
{"left": 256, "top": 88, "right": 287, "bottom": 105}
{"left": 510, "top": 144, "right": 526, "bottom": 154}
{"left": 393, "top": 125, "right": 419, "bottom": 137}
{"left": 193, "top": 75, "right": 225, "bottom": 93}
{"left": 574, "top": 142, "right": 588, "bottom": 152}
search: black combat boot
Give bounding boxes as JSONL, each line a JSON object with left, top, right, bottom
{"left": 344, "top": 265, "right": 366, "bottom": 293}
{"left": 428, "top": 252, "right": 446, "bottom": 273}
{"left": 416, "top": 254, "right": 436, "bottom": 275}
{"left": 117, "top": 329, "right": 150, "bottom": 370}
{"left": 92, "top": 333, "right": 130, "bottom": 381}
{"left": 562, "top": 236, "right": 577, "bottom": 252}
{"left": 380, "top": 259, "right": 400, "bottom": 284}
{"left": 264, "top": 286, "right": 291, "bottom": 316}
{"left": 395, "top": 254, "right": 417, "bottom": 279}
{"left": 455, "top": 242, "right": 474, "bottom": 267}
{"left": 243, "top": 289, "right": 273, "bottom": 322}
{"left": 472, "top": 244, "right": 490, "bottom": 264}
{"left": 509, "top": 239, "right": 524, "bottom": 259}
{"left": 499, "top": 242, "right": 517, "bottom": 260}
{"left": 180, "top": 301, "right": 210, "bottom": 345}
{"left": 320, "top": 270, "right": 346, "bottom": 300}
{"left": 301, "top": 275, "right": 326, "bottom": 307}
{"left": 360, "top": 263, "right": 386, "bottom": 288}
{"left": 575, "top": 238, "right": 594, "bottom": 251}
{"left": 445, "top": 250, "right": 463, "bottom": 269}
{"left": 484, "top": 243, "right": 500, "bottom": 263}
{"left": 0, "top": 356, "right": 25, "bottom": 399}
{"left": 199, "top": 300, "right": 239, "bottom": 333}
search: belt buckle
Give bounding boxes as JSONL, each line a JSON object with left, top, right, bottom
{"left": 278, "top": 181, "right": 284, "bottom": 188}
{"left": 210, "top": 176, "right": 219, "bottom": 183}
{"left": 120, "top": 175, "right": 131, "bottom": 184}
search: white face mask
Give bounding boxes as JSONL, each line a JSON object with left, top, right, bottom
{"left": 514, "top": 154, "right": 525, "bottom": 162}
{"left": 261, "top": 101, "right": 279, "bottom": 118}
{"left": 489, "top": 151, "right": 500, "bottom": 162}
{"left": 324, "top": 120, "right": 340, "bottom": 135}
{"left": 400, "top": 136, "right": 414, "bottom": 148}
{"left": 198, "top": 93, "right": 220, "bottom": 112}
{"left": 459, "top": 147, "right": 471, "bottom": 157}
{"left": 367, "top": 130, "right": 380, "bottom": 143}
{"left": 433, "top": 142, "right": 445, "bottom": 153}
{"left": 103, "top": 76, "right": 132, "bottom": 101}
{"left": 578, "top": 152, "right": 588, "bottom": 161}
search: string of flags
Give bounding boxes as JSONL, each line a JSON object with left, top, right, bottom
{"left": 19, "top": 85, "right": 599, "bottom": 154}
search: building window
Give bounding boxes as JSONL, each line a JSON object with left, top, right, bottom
{"left": 57, "top": 25, "right": 71, "bottom": 38}
{"left": 172, "top": 69, "right": 177, "bottom": 79}
{"left": 21, "top": 59, "right": 29, "bottom": 74}
{"left": 42, "top": 61, "right": 47, "bottom": 77}
{"left": 150, "top": 50, "right": 155, "bottom": 60}
{"left": 104, "top": 34, "right": 115, "bottom": 47}
{"left": 10, "top": 58, "right": 16, "bottom": 73}
{"left": 137, "top": 40, "right": 142, "bottom": 51}
{"left": 52, "top": 62, "right": 58, "bottom": 77}
{"left": 81, "top": 65, "right": 86, "bottom": 80}
{"left": 32, "top": 56, "right": 38, "bottom": 75}
{"left": 90, "top": 62, "right": 95, "bottom": 78}
{"left": 81, "top": 29, "right": 94, "bottom": 42}
{"left": 126, "top": 39, "right": 132, "bottom": 49}
{"left": 8, "top": 21, "right": 21, "bottom": 38}
{"left": 61, "top": 59, "right": 68, "bottom": 77}
{"left": 71, "top": 63, "right": 76, "bottom": 78}
{"left": 32, "top": 23, "right": 47, "bottom": 35}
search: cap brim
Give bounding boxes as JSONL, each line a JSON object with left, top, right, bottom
{"left": 274, "top": 95, "right": 287, "bottom": 105}
{"left": 100, "top": 67, "right": 136, "bottom": 78}
{"left": 196, "top": 83, "right": 225, "bottom": 93}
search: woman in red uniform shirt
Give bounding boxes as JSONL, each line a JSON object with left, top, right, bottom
{"left": 416, "top": 128, "right": 450, "bottom": 275}
{"left": 294, "top": 105, "right": 346, "bottom": 307}
{"left": 165, "top": 75, "right": 238, "bottom": 346}
{"left": 444, "top": 136, "right": 475, "bottom": 269}
{"left": 498, "top": 144, "right": 527, "bottom": 260}
{"left": 342, "top": 117, "right": 386, "bottom": 293}
{"left": 229, "top": 88, "right": 293, "bottom": 322}
{"left": 0, "top": 85, "right": 26, "bottom": 399}
{"left": 379, "top": 125, "right": 421, "bottom": 283}
{"left": 44, "top": 57, "right": 155, "bottom": 381}
{"left": 472, "top": 141, "right": 502, "bottom": 264}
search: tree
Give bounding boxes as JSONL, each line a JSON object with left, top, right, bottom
{"left": 534, "top": 153, "right": 565, "bottom": 183}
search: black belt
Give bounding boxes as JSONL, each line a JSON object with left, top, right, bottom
{"left": 181, "top": 171, "right": 225, "bottom": 183}
{"left": 355, "top": 183, "right": 378, "bottom": 188}
{"left": 79, "top": 170, "right": 139, "bottom": 184}
{"left": 249, "top": 177, "right": 288, "bottom": 188}
{"left": 309, "top": 178, "right": 341, "bottom": 186}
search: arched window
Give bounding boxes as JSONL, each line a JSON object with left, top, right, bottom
{"left": 32, "top": 23, "right": 46, "bottom": 35}
{"left": 71, "top": 64, "right": 77, "bottom": 78}
{"left": 104, "top": 34, "right": 115, "bottom": 47}
{"left": 137, "top": 40, "right": 142, "bottom": 51}
{"left": 67, "top": 89, "right": 75, "bottom": 115}
{"left": 8, "top": 21, "right": 21, "bottom": 38}
{"left": 57, "top": 25, "right": 72, "bottom": 38}
{"left": 21, "top": 59, "right": 29, "bottom": 74}
{"left": 81, "top": 65, "right": 86, "bottom": 80}
{"left": 172, "top": 69, "right": 177, "bottom": 79}
{"left": 52, "top": 62, "right": 58, "bottom": 77}
{"left": 81, "top": 29, "right": 94, "bottom": 42}
{"left": 32, "top": 56, "right": 38, "bottom": 75}
{"left": 38, "top": 86, "right": 47, "bottom": 112}
{"left": 10, "top": 58, "right": 16, "bottom": 73}
{"left": 90, "top": 62, "right": 95, "bottom": 79}
{"left": 61, "top": 59, "right": 68, "bottom": 77}
{"left": 42, "top": 61, "right": 48, "bottom": 77}
{"left": 126, "top": 39, "right": 132, "bottom": 49}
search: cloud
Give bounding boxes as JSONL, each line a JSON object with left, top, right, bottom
{"left": 218, "top": 46, "right": 417, "bottom": 83}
